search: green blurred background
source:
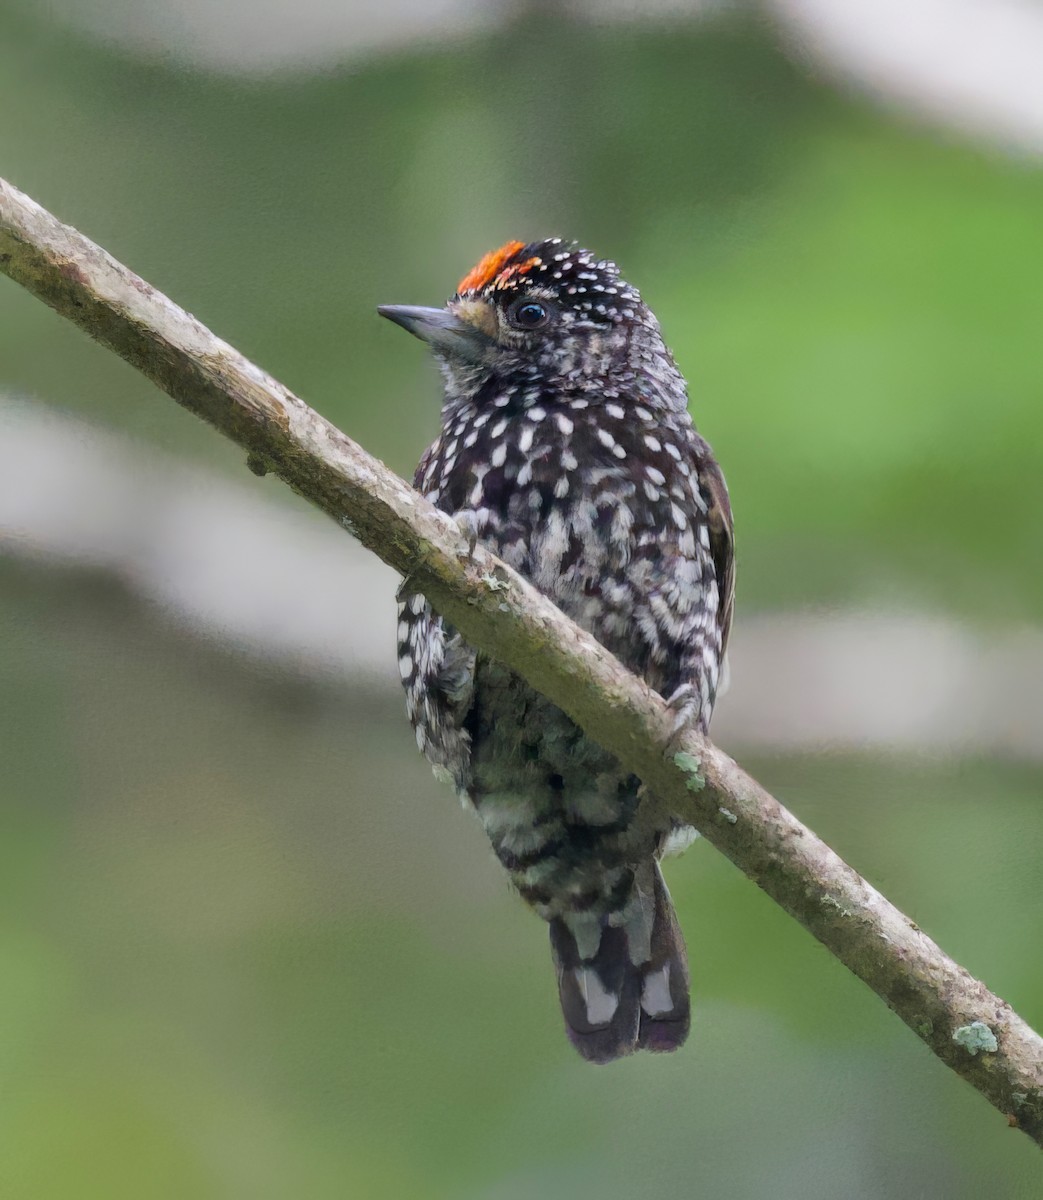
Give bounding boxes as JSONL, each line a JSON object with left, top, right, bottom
{"left": 1, "top": 1, "right": 1041, "bottom": 1196}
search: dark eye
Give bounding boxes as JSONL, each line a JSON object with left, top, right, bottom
{"left": 509, "top": 299, "right": 551, "bottom": 329}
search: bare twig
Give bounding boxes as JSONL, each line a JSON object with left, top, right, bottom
{"left": 2, "top": 175, "right": 1040, "bottom": 1144}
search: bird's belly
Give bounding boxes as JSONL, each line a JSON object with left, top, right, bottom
{"left": 466, "top": 657, "right": 654, "bottom": 921}
{"left": 504, "top": 520, "right": 673, "bottom": 692}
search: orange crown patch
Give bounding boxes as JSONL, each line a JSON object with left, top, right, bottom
{"left": 456, "top": 241, "right": 540, "bottom": 294}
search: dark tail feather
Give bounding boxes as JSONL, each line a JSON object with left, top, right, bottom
{"left": 549, "top": 864, "right": 690, "bottom": 1064}
{"left": 550, "top": 919, "right": 642, "bottom": 1063}
{"left": 636, "top": 865, "right": 691, "bottom": 1054}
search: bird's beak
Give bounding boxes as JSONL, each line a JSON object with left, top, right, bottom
{"left": 377, "top": 304, "right": 493, "bottom": 366}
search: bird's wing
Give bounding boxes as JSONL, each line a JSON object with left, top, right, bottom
{"left": 396, "top": 582, "right": 476, "bottom": 796}
{"left": 698, "top": 445, "right": 735, "bottom": 659}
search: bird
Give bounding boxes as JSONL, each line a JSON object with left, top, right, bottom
{"left": 379, "top": 239, "right": 734, "bottom": 1063}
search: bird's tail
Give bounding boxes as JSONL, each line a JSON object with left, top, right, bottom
{"left": 548, "top": 862, "right": 690, "bottom": 1064}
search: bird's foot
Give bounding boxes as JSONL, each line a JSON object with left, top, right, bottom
{"left": 664, "top": 683, "right": 701, "bottom": 739}
{"left": 454, "top": 508, "right": 482, "bottom": 561}
{"left": 662, "top": 684, "right": 707, "bottom": 792}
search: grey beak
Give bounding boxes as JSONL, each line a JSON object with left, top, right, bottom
{"left": 378, "top": 304, "right": 492, "bottom": 364}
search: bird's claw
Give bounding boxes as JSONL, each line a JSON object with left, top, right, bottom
{"left": 455, "top": 509, "right": 481, "bottom": 561}
{"left": 664, "top": 683, "right": 700, "bottom": 736}
{"left": 663, "top": 683, "right": 703, "bottom": 760}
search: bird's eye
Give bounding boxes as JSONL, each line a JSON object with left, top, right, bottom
{"left": 509, "top": 299, "right": 551, "bottom": 329}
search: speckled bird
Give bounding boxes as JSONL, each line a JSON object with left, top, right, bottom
{"left": 379, "top": 240, "right": 734, "bottom": 1063}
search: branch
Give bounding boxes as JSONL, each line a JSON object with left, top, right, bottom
{"left": 2, "top": 175, "right": 1041, "bottom": 1144}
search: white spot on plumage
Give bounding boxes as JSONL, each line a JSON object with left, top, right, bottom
{"left": 596, "top": 428, "right": 616, "bottom": 450}
{"left": 665, "top": 442, "right": 681, "bottom": 460}
{"left": 468, "top": 469, "right": 488, "bottom": 507}
{"left": 646, "top": 466, "right": 666, "bottom": 486}
{"left": 640, "top": 963, "right": 673, "bottom": 1017}
{"left": 555, "top": 413, "right": 574, "bottom": 435}
{"left": 491, "top": 417, "right": 508, "bottom": 438}
{"left": 528, "top": 406, "right": 547, "bottom": 422}
{"left": 518, "top": 425, "right": 534, "bottom": 453}
{"left": 398, "top": 654, "right": 413, "bottom": 679}
{"left": 605, "top": 403, "right": 625, "bottom": 420}
{"left": 576, "top": 967, "right": 619, "bottom": 1026}
{"left": 490, "top": 443, "right": 507, "bottom": 468}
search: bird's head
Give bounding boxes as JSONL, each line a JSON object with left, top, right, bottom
{"left": 379, "top": 239, "right": 678, "bottom": 399}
